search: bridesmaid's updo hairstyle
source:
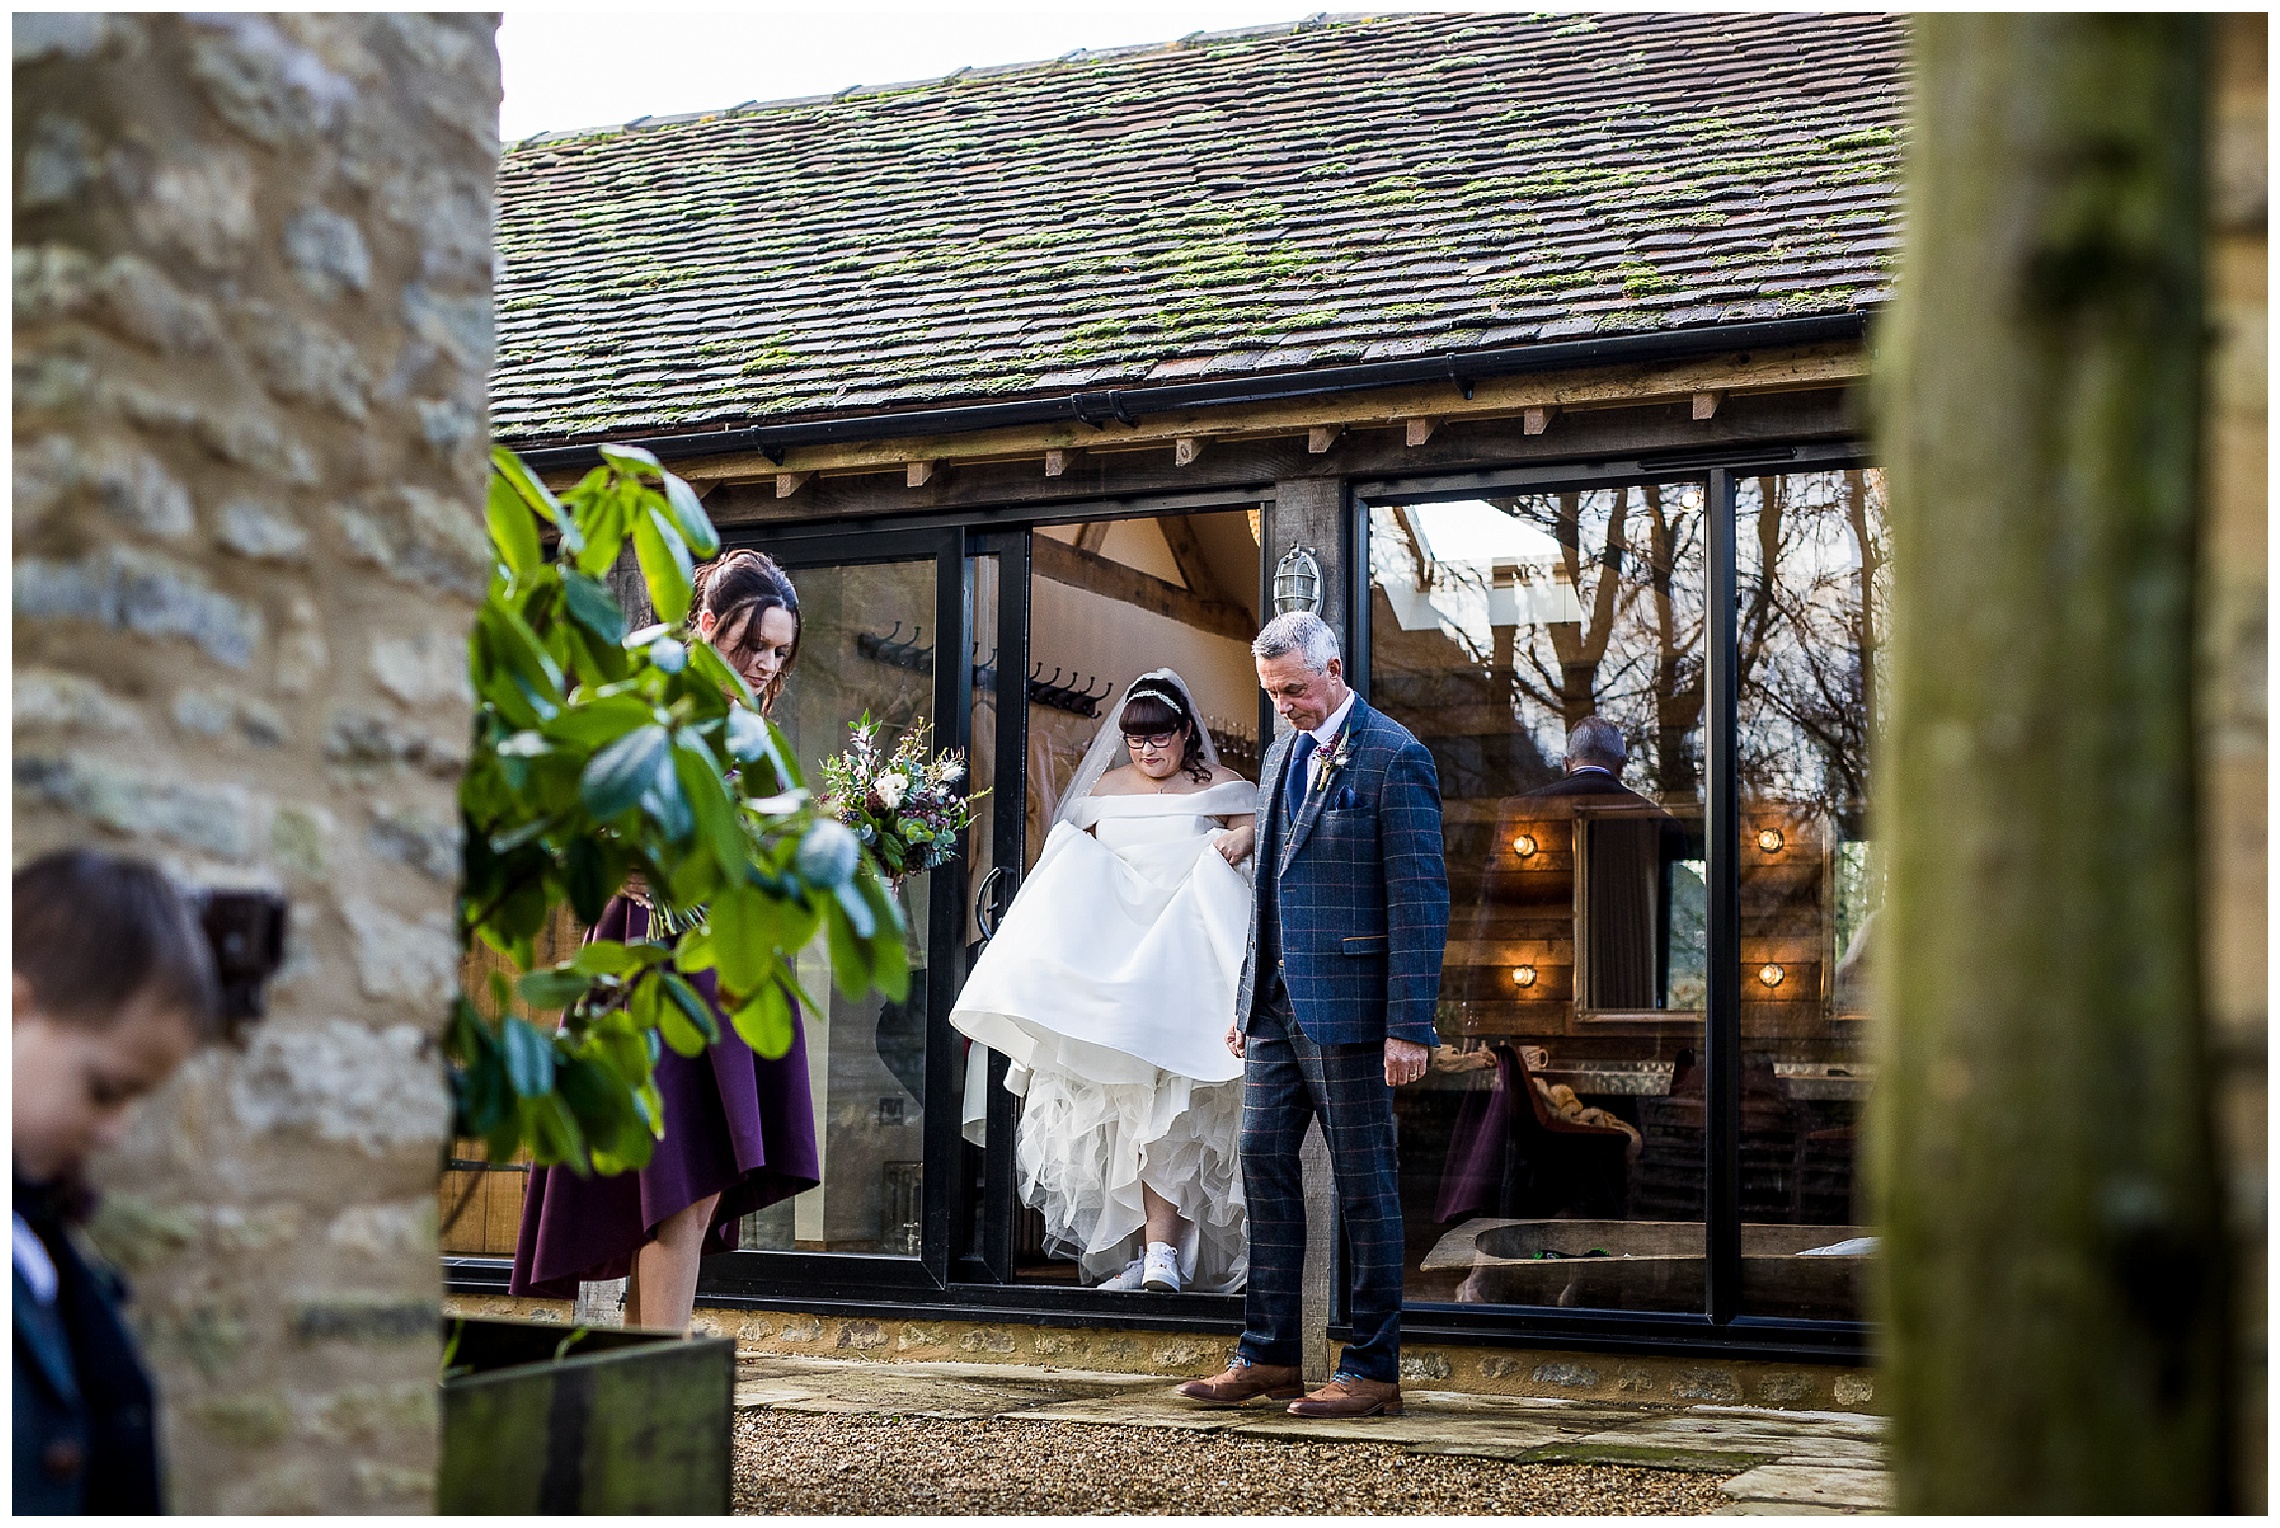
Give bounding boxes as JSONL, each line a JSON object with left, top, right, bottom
{"left": 691, "top": 549, "right": 801, "bottom": 709}
{"left": 1119, "top": 681, "right": 1212, "bottom": 786}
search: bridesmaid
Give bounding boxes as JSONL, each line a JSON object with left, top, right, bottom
{"left": 511, "top": 549, "right": 817, "bottom": 1333}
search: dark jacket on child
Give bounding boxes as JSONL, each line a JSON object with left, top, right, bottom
{"left": 14, "top": 1175, "right": 162, "bottom": 1515}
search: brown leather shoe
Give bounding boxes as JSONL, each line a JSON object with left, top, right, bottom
{"left": 1174, "top": 1361, "right": 1304, "bottom": 1407}
{"left": 1287, "top": 1375, "right": 1403, "bottom": 1418}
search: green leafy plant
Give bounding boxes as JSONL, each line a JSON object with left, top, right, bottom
{"left": 448, "top": 444, "right": 910, "bottom": 1174}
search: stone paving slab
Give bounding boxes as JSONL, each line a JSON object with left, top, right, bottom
{"left": 1508, "top": 1442, "right": 1781, "bottom": 1473}
{"left": 1690, "top": 1405, "right": 1889, "bottom": 1439}
{"left": 1017, "top": 1392, "right": 1264, "bottom": 1433}
{"left": 1227, "top": 1410, "right": 1589, "bottom": 1451}
{"left": 1579, "top": 1431, "right": 1882, "bottom": 1468}
{"left": 1583, "top": 1414, "right": 1886, "bottom": 1460}
{"left": 738, "top": 1355, "right": 1164, "bottom": 1389}
{"left": 735, "top": 1360, "right": 1159, "bottom": 1421}
{"left": 1712, "top": 1502, "right": 1862, "bottom": 1516}
{"left": 1720, "top": 1464, "right": 1892, "bottom": 1512}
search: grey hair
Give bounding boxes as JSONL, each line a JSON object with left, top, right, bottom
{"left": 1251, "top": 610, "right": 1341, "bottom": 672}
{"left": 1564, "top": 715, "right": 1628, "bottom": 771}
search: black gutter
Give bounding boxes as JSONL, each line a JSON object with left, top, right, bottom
{"left": 506, "top": 311, "right": 1871, "bottom": 472}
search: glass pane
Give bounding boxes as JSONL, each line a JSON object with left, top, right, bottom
{"left": 740, "top": 557, "right": 938, "bottom": 1256}
{"left": 1735, "top": 469, "right": 1887, "bottom": 1319}
{"left": 1371, "top": 487, "right": 1709, "bottom": 1313}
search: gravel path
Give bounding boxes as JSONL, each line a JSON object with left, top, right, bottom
{"left": 732, "top": 1412, "right": 1735, "bottom": 1515}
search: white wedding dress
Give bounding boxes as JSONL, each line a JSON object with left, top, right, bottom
{"left": 952, "top": 777, "right": 1258, "bottom": 1292}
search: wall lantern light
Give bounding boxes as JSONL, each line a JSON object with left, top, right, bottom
{"left": 1272, "top": 543, "right": 1324, "bottom": 615}
{"left": 1511, "top": 833, "right": 1538, "bottom": 860}
{"left": 1511, "top": 964, "right": 1538, "bottom": 988}
{"left": 1757, "top": 827, "right": 1785, "bottom": 854}
{"left": 1757, "top": 963, "right": 1786, "bottom": 989}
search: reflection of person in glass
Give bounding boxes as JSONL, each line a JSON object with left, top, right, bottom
{"left": 1528, "top": 715, "right": 1654, "bottom": 804}
{"left": 953, "top": 671, "right": 1257, "bottom": 1294}
{"left": 511, "top": 550, "right": 820, "bottom": 1333}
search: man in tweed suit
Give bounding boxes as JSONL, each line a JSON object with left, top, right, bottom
{"left": 1176, "top": 611, "right": 1449, "bottom": 1419}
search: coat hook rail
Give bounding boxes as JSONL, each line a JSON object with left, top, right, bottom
{"left": 854, "top": 623, "right": 933, "bottom": 675}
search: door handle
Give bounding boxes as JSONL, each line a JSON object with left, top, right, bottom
{"left": 974, "top": 865, "right": 1012, "bottom": 942}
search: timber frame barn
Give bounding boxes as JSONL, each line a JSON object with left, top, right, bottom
{"left": 453, "top": 11, "right": 1908, "bottom": 1368}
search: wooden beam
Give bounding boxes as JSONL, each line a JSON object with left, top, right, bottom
{"left": 1044, "top": 449, "right": 1069, "bottom": 477}
{"left": 775, "top": 472, "right": 810, "bottom": 498}
{"left": 1307, "top": 424, "right": 1345, "bottom": 454}
{"left": 1029, "top": 532, "right": 1255, "bottom": 642}
{"left": 1174, "top": 436, "right": 1203, "bottom": 466}
{"left": 1691, "top": 390, "right": 1723, "bottom": 421}
{"left": 1523, "top": 406, "right": 1555, "bottom": 435}
{"left": 1157, "top": 513, "right": 1240, "bottom": 608}
{"left": 534, "top": 345, "right": 1866, "bottom": 491}
{"left": 697, "top": 388, "right": 1856, "bottom": 526}
{"left": 1405, "top": 417, "right": 1438, "bottom": 447}
{"left": 906, "top": 459, "right": 936, "bottom": 487}
{"left": 1074, "top": 522, "right": 1111, "bottom": 553}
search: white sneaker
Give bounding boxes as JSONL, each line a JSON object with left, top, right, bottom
{"left": 1142, "top": 1241, "right": 1182, "bottom": 1294}
{"left": 1098, "top": 1257, "right": 1147, "bottom": 1291}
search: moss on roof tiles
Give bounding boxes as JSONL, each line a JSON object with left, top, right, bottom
{"left": 494, "top": 10, "right": 1902, "bottom": 442}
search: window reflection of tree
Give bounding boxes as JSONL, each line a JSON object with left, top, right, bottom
{"left": 1737, "top": 470, "right": 1890, "bottom": 819}
{"left": 1474, "top": 487, "right": 1706, "bottom": 806}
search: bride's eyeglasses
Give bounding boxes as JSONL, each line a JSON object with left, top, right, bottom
{"left": 1123, "top": 729, "right": 1182, "bottom": 751}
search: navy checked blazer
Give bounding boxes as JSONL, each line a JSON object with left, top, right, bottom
{"left": 1236, "top": 694, "right": 1450, "bottom": 1048}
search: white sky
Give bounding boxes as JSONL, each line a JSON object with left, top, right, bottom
{"left": 497, "top": 5, "right": 1424, "bottom": 143}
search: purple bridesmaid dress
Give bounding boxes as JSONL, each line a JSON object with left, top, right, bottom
{"left": 509, "top": 896, "right": 820, "bottom": 1297}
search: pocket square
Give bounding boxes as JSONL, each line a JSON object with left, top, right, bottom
{"left": 1332, "top": 786, "right": 1357, "bottom": 810}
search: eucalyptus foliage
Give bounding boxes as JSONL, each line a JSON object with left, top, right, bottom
{"left": 449, "top": 445, "right": 908, "bottom": 1174}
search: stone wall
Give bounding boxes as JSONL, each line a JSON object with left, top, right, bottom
{"left": 13, "top": 14, "right": 498, "bottom": 1513}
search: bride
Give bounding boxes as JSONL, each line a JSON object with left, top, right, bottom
{"left": 953, "top": 670, "right": 1257, "bottom": 1294}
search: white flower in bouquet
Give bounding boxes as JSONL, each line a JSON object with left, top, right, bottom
{"left": 933, "top": 756, "right": 965, "bottom": 786}
{"left": 875, "top": 772, "right": 910, "bottom": 810}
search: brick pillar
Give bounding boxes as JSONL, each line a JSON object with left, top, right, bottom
{"left": 13, "top": 14, "right": 498, "bottom": 1512}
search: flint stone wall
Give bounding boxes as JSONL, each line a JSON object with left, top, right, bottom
{"left": 12, "top": 13, "right": 498, "bottom": 1513}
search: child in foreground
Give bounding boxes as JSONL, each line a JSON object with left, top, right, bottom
{"left": 14, "top": 848, "right": 222, "bottom": 1515}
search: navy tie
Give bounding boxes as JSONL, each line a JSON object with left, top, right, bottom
{"left": 1283, "top": 731, "right": 1317, "bottom": 826}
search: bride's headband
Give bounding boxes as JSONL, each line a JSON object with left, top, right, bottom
{"left": 1121, "top": 680, "right": 1188, "bottom": 719}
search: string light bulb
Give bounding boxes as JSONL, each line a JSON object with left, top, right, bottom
{"left": 1511, "top": 964, "right": 1538, "bottom": 988}
{"left": 1511, "top": 833, "right": 1538, "bottom": 860}
{"left": 1757, "top": 827, "right": 1785, "bottom": 854}
{"left": 1757, "top": 963, "right": 1786, "bottom": 988}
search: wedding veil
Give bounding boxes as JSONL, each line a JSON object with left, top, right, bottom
{"left": 1052, "top": 669, "right": 1222, "bottom": 828}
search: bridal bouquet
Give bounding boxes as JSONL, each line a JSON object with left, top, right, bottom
{"left": 819, "top": 713, "right": 984, "bottom": 883}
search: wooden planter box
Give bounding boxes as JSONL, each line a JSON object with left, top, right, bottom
{"left": 438, "top": 1317, "right": 736, "bottom": 1513}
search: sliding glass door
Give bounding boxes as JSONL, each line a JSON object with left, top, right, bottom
{"left": 703, "top": 525, "right": 1014, "bottom": 1293}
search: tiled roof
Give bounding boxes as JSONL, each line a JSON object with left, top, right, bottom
{"left": 492, "top": 11, "right": 1904, "bottom": 445}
